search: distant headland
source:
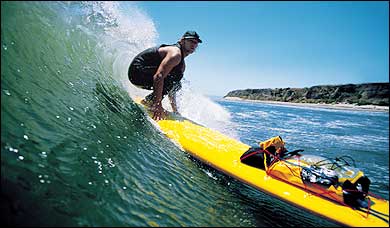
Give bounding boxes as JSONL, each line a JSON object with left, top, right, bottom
{"left": 223, "top": 83, "right": 389, "bottom": 111}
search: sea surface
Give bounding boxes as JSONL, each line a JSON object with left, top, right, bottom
{"left": 1, "top": 2, "right": 389, "bottom": 227}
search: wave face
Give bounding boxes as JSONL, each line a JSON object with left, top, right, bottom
{"left": 1, "top": 2, "right": 258, "bottom": 227}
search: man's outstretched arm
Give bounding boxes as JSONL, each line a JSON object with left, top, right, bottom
{"left": 152, "top": 50, "right": 181, "bottom": 120}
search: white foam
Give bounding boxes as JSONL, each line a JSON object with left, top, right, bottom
{"left": 324, "top": 120, "right": 364, "bottom": 129}
{"left": 78, "top": 2, "right": 158, "bottom": 100}
{"left": 175, "top": 80, "right": 237, "bottom": 138}
{"left": 287, "top": 116, "right": 322, "bottom": 126}
{"left": 321, "top": 134, "right": 389, "bottom": 145}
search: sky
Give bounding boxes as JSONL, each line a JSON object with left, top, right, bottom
{"left": 135, "top": 1, "right": 389, "bottom": 96}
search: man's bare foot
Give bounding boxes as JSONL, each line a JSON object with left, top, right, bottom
{"left": 141, "top": 98, "right": 153, "bottom": 107}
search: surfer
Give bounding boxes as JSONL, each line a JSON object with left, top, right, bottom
{"left": 128, "top": 31, "right": 202, "bottom": 120}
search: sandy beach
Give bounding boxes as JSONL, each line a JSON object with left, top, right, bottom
{"left": 224, "top": 97, "right": 389, "bottom": 112}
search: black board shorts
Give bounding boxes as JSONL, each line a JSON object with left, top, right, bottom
{"left": 128, "top": 64, "right": 156, "bottom": 90}
{"left": 128, "top": 62, "right": 182, "bottom": 96}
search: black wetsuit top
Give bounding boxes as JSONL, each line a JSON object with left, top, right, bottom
{"left": 128, "top": 42, "right": 184, "bottom": 95}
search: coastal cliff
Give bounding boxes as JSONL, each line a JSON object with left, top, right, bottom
{"left": 224, "top": 83, "right": 389, "bottom": 106}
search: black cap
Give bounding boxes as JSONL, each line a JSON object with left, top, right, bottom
{"left": 182, "top": 31, "right": 202, "bottom": 43}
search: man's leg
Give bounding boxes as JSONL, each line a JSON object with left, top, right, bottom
{"left": 142, "top": 77, "right": 172, "bottom": 107}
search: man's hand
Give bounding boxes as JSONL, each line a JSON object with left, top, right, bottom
{"left": 151, "top": 104, "right": 167, "bottom": 121}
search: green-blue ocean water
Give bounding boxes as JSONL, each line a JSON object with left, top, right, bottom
{"left": 1, "top": 2, "right": 388, "bottom": 227}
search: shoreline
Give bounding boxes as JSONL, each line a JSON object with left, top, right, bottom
{"left": 223, "top": 97, "right": 389, "bottom": 112}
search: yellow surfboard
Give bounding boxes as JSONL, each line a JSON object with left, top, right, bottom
{"left": 134, "top": 97, "right": 389, "bottom": 227}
